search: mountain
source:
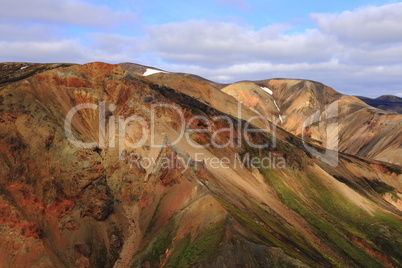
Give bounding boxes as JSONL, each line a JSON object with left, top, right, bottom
{"left": 377, "top": 95, "right": 402, "bottom": 102}
{"left": 118, "top": 62, "right": 226, "bottom": 89}
{"left": 0, "top": 62, "right": 401, "bottom": 267}
{"left": 221, "top": 79, "right": 402, "bottom": 166}
{"left": 357, "top": 95, "right": 402, "bottom": 114}
{"left": 0, "top": 62, "right": 75, "bottom": 85}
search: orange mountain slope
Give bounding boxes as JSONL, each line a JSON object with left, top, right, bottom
{"left": 0, "top": 62, "right": 400, "bottom": 267}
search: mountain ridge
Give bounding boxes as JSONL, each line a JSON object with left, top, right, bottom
{"left": 0, "top": 61, "right": 401, "bottom": 267}
{"left": 357, "top": 95, "right": 402, "bottom": 114}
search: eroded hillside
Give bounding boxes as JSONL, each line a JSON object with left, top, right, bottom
{"left": 221, "top": 79, "right": 402, "bottom": 166}
{"left": 0, "top": 62, "right": 401, "bottom": 267}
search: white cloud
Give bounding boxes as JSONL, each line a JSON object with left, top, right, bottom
{"left": 88, "top": 33, "right": 139, "bottom": 53}
{"left": 340, "top": 45, "right": 402, "bottom": 65}
{"left": 0, "top": 0, "right": 134, "bottom": 27}
{"left": 136, "top": 4, "right": 402, "bottom": 97}
{"left": 146, "top": 21, "right": 339, "bottom": 67}
{"left": 0, "top": 40, "right": 86, "bottom": 63}
{"left": 0, "top": 0, "right": 139, "bottom": 63}
{"left": 0, "top": 23, "right": 61, "bottom": 42}
{"left": 312, "top": 3, "right": 402, "bottom": 44}
{"left": 0, "top": 38, "right": 141, "bottom": 64}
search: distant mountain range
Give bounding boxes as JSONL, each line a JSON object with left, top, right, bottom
{"left": 357, "top": 95, "right": 402, "bottom": 114}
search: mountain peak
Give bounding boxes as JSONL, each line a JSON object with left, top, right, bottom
{"left": 376, "top": 95, "right": 402, "bottom": 102}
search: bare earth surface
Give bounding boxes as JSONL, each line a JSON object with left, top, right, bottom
{"left": 0, "top": 62, "right": 401, "bottom": 267}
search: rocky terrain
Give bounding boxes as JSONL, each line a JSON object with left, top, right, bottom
{"left": 0, "top": 62, "right": 401, "bottom": 267}
{"left": 221, "top": 79, "right": 402, "bottom": 166}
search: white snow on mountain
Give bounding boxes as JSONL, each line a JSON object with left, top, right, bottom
{"left": 273, "top": 99, "right": 280, "bottom": 111}
{"left": 260, "top": 86, "right": 273, "bottom": 95}
{"left": 143, "top": 68, "right": 167, "bottom": 76}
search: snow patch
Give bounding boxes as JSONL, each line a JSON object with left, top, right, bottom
{"left": 272, "top": 99, "right": 283, "bottom": 123}
{"left": 273, "top": 100, "right": 280, "bottom": 111}
{"left": 260, "top": 86, "right": 273, "bottom": 95}
{"left": 20, "top": 66, "right": 29, "bottom": 70}
{"left": 143, "top": 68, "right": 167, "bottom": 76}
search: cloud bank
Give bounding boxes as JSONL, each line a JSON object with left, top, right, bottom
{"left": 1, "top": 1, "right": 402, "bottom": 97}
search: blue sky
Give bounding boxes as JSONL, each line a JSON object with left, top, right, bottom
{"left": 1, "top": 0, "right": 402, "bottom": 97}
